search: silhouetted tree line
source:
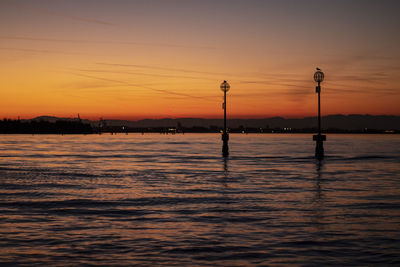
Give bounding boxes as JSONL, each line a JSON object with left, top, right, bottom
{"left": 0, "top": 119, "right": 93, "bottom": 134}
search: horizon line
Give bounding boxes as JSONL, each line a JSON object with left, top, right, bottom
{"left": 4, "top": 113, "right": 400, "bottom": 122}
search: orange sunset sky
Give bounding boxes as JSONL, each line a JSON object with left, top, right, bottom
{"left": 1, "top": 0, "right": 399, "bottom": 120}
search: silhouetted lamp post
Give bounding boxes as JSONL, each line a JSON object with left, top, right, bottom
{"left": 220, "top": 80, "right": 230, "bottom": 157}
{"left": 313, "top": 68, "right": 326, "bottom": 160}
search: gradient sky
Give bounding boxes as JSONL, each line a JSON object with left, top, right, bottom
{"left": 1, "top": 0, "right": 399, "bottom": 120}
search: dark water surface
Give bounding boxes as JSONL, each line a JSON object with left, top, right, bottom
{"left": 0, "top": 134, "right": 399, "bottom": 266}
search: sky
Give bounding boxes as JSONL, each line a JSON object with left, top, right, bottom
{"left": 0, "top": 0, "right": 399, "bottom": 120}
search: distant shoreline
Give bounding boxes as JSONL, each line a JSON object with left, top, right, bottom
{"left": 1, "top": 114, "right": 399, "bottom": 134}
{"left": 0, "top": 131, "right": 398, "bottom": 135}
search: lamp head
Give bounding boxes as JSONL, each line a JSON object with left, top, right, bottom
{"left": 220, "top": 80, "right": 230, "bottom": 92}
{"left": 314, "top": 68, "right": 324, "bottom": 83}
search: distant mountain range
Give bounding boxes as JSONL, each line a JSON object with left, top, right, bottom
{"left": 24, "top": 114, "right": 400, "bottom": 131}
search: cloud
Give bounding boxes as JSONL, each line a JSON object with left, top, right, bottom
{"left": 6, "top": 2, "right": 114, "bottom": 26}
{"left": 0, "top": 47, "right": 84, "bottom": 55}
{"left": 325, "top": 86, "right": 400, "bottom": 96}
{"left": 96, "top": 62, "right": 225, "bottom": 76}
{"left": 69, "top": 68, "right": 216, "bottom": 82}
{"left": 0, "top": 36, "right": 216, "bottom": 50}
{"left": 65, "top": 72, "right": 218, "bottom": 101}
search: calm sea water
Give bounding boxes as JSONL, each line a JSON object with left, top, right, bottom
{"left": 0, "top": 133, "right": 399, "bottom": 266}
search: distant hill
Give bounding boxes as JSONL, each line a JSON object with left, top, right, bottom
{"left": 23, "top": 116, "right": 92, "bottom": 124}
{"left": 26, "top": 114, "right": 400, "bottom": 131}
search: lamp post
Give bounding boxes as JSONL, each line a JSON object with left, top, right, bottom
{"left": 220, "top": 80, "right": 230, "bottom": 157}
{"left": 313, "top": 68, "right": 326, "bottom": 160}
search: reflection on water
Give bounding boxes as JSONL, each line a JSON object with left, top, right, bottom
{"left": 310, "top": 160, "right": 325, "bottom": 236}
{"left": 0, "top": 133, "right": 399, "bottom": 266}
{"left": 222, "top": 157, "right": 229, "bottom": 187}
{"left": 315, "top": 160, "right": 323, "bottom": 201}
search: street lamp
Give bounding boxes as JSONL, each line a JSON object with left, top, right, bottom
{"left": 313, "top": 68, "right": 326, "bottom": 160}
{"left": 220, "top": 80, "right": 230, "bottom": 157}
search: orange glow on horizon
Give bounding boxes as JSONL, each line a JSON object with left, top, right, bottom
{"left": 1, "top": 1, "right": 399, "bottom": 120}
